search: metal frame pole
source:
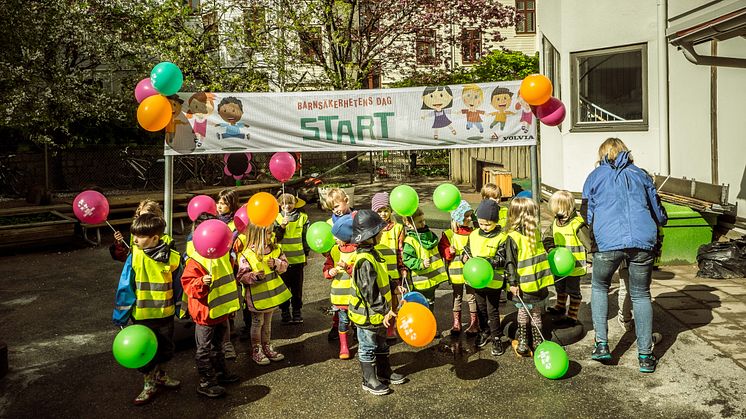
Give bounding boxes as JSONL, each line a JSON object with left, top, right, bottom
{"left": 164, "top": 155, "right": 174, "bottom": 237}
{"left": 530, "top": 144, "right": 540, "bottom": 218}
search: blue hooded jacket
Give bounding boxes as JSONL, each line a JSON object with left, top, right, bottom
{"left": 582, "top": 151, "right": 667, "bottom": 252}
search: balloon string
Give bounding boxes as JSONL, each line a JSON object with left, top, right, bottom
{"left": 107, "top": 220, "right": 129, "bottom": 248}
{"left": 515, "top": 292, "right": 546, "bottom": 342}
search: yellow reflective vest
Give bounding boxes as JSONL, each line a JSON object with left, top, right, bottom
{"left": 507, "top": 231, "right": 554, "bottom": 293}
{"left": 468, "top": 229, "right": 508, "bottom": 289}
{"left": 377, "top": 223, "right": 403, "bottom": 280}
{"left": 497, "top": 207, "right": 509, "bottom": 229}
{"left": 186, "top": 242, "right": 241, "bottom": 319}
{"left": 241, "top": 246, "right": 292, "bottom": 311}
{"left": 131, "top": 246, "right": 180, "bottom": 320}
{"left": 552, "top": 215, "right": 588, "bottom": 276}
{"left": 276, "top": 212, "right": 308, "bottom": 265}
{"left": 404, "top": 236, "right": 449, "bottom": 291}
{"left": 348, "top": 251, "right": 391, "bottom": 327}
{"left": 444, "top": 229, "right": 470, "bottom": 285}
{"left": 329, "top": 245, "right": 357, "bottom": 306}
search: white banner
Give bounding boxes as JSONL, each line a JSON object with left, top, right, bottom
{"left": 165, "top": 81, "right": 537, "bottom": 155}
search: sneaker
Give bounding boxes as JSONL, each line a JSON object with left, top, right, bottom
{"left": 491, "top": 339, "right": 505, "bottom": 356}
{"left": 223, "top": 341, "right": 237, "bottom": 360}
{"left": 617, "top": 316, "right": 633, "bottom": 332}
{"left": 252, "top": 345, "right": 271, "bottom": 365}
{"left": 196, "top": 381, "right": 226, "bottom": 398}
{"left": 281, "top": 311, "right": 291, "bottom": 324}
{"left": 154, "top": 370, "right": 181, "bottom": 389}
{"left": 591, "top": 341, "right": 612, "bottom": 362}
{"left": 262, "top": 344, "right": 285, "bottom": 362}
{"left": 475, "top": 331, "right": 491, "bottom": 348}
{"left": 291, "top": 315, "right": 304, "bottom": 324}
{"left": 639, "top": 354, "right": 657, "bottom": 373}
{"left": 216, "top": 371, "right": 240, "bottom": 385}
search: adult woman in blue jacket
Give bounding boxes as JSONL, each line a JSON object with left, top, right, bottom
{"left": 582, "top": 138, "right": 667, "bottom": 373}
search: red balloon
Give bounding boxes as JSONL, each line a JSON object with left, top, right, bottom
{"left": 268, "top": 152, "right": 297, "bottom": 183}
{"left": 193, "top": 219, "right": 232, "bottom": 259}
{"left": 187, "top": 195, "right": 217, "bottom": 221}
{"left": 72, "top": 190, "right": 109, "bottom": 224}
{"left": 234, "top": 204, "right": 249, "bottom": 232}
{"left": 534, "top": 97, "right": 566, "bottom": 127}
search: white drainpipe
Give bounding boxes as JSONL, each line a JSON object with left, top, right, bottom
{"left": 658, "top": 0, "right": 670, "bottom": 175}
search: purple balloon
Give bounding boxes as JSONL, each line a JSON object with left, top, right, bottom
{"left": 535, "top": 97, "right": 566, "bottom": 127}
{"left": 268, "top": 152, "right": 297, "bottom": 183}
{"left": 187, "top": 195, "right": 217, "bottom": 222}
{"left": 134, "top": 78, "right": 157, "bottom": 103}
{"left": 193, "top": 219, "right": 233, "bottom": 259}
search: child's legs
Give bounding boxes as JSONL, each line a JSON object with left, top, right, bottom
{"left": 465, "top": 285, "right": 478, "bottom": 312}
{"left": 194, "top": 323, "right": 215, "bottom": 375}
{"left": 356, "top": 327, "right": 378, "bottom": 363}
{"left": 281, "top": 264, "right": 304, "bottom": 314}
{"left": 222, "top": 319, "right": 231, "bottom": 345}
{"left": 566, "top": 276, "right": 583, "bottom": 320}
{"left": 451, "top": 283, "right": 464, "bottom": 312}
{"left": 337, "top": 308, "right": 350, "bottom": 333}
{"left": 419, "top": 287, "right": 436, "bottom": 312}
{"left": 484, "top": 288, "right": 502, "bottom": 338}
{"left": 261, "top": 310, "right": 275, "bottom": 344}
{"left": 474, "top": 288, "right": 489, "bottom": 331}
{"left": 250, "top": 310, "right": 265, "bottom": 345}
{"left": 553, "top": 278, "right": 568, "bottom": 309}
{"left": 135, "top": 318, "right": 174, "bottom": 374}
{"left": 476, "top": 122, "right": 484, "bottom": 132}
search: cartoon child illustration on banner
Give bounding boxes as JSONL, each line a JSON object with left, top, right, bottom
{"left": 487, "top": 86, "right": 515, "bottom": 134}
{"left": 421, "top": 86, "right": 457, "bottom": 141}
{"left": 460, "top": 84, "right": 486, "bottom": 138}
{"left": 515, "top": 92, "right": 534, "bottom": 134}
{"left": 215, "top": 96, "right": 250, "bottom": 143}
{"left": 165, "top": 95, "right": 188, "bottom": 145}
{"left": 186, "top": 91, "right": 216, "bottom": 148}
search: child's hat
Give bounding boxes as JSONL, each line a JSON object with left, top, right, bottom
{"left": 331, "top": 213, "right": 354, "bottom": 243}
{"left": 450, "top": 200, "right": 472, "bottom": 223}
{"left": 371, "top": 192, "right": 390, "bottom": 213}
{"left": 476, "top": 199, "right": 500, "bottom": 222}
{"left": 351, "top": 209, "right": 387, "bottom": 244}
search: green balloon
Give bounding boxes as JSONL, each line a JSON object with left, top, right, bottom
{"left": 534, "top": 341, "right": 569, "bottom": 379}
{"left": 306, "top": 221, "right": 335, "bottom": 253}
{"left": 548, "top": 247, "right": 575, "bottom": 277}
{"left": 112, "top": 325, "right": 158, "bottom": 369}
{"left": 150, "top": 62, "right": 184, "bottom": 96}
{"left": 390, "top": 185, "right": 419, "bottom": 217}
{"left": 433, "top": 183, "right": 462, "bottom": 212}
{"left": 463, "top": 257, "right": 494, "bottom": 289}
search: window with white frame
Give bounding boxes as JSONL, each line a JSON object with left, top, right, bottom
{"left": 571, "top": 43, "right": 648, "bottom": 131}
{"left": 542, "top": 36, "right": 560, "bottom": 100}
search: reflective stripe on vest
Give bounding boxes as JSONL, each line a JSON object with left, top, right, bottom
{"left": 468, "top": 230, "right": 508, "bottom": 289}
{"left": 552, "top": 216, "right": 587, "bottom": 276}
{"left": 444, "top": 229, "right": 470, "bottom": 285}
{"left": 329, "top": 245, "right": 357, "bottom": 306}
{"left": 348, "top": 251, "right": 391, "bottom": 327}
{"left": 404, "top": 236, "right": 448, "bottom": 291}
{"left": 507, "top": 231, "right": 554, "bottom": 293}
{"left": 276, "top": 212, "right": 308, "bottom": 265}
{"left": 242, "top": 247, "right": 292, "bottom": 311}
{"left": 186, "top": 242, "right": 241, "bottom": 319}
{"left": 131, "top": 246, "right": 179, "bottom": 320}
{"left": 497, "top": 207, "right": 509, "bottom": 229}
{"left": 377, "top": 223, "right": 403, "bottom": 280}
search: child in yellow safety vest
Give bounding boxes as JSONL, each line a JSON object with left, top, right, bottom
{"left": 275, "top": 193, "right": 310, "bottom": 324}
{"left": 462, "top": 200, "right": 510, "bottom": 356}
{"left": 119, "top": 213, "right": 182, "bottom": 405}
{"left": 216, "top": 188, "right": 240, "bottom": 359}
{"left": 402, "top": 208, "right": 449, "bottom": 311}
{"left": 371, "top": 192, "right": 407, "bottom": 340}
{"left": 504, "top": 197, "right": 555, "bottom": 357}
{"left": 438, "top": 200, "right": 479, "bottom": 336}
{"left": 323, "top": 188, "right": 355, "bottom": 339}
{"left": 543, "top": 190, "right": 591, "bottom": 327}
{"left": 323, "top": 213, "right": 356, "bottom": 359}
{"left": 349, "top": 210, "right": 406, "bottom": 396}
{"left": 236, "top": 223, "right": 292, "bottom": 366}
{"left": 481, "top": 183, "right": 509, "bottom": 229}
{"left": 110, "top": 199, "right": 174, "bottom": 262}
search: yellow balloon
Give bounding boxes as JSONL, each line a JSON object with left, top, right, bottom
{"left": 137, "top": 94, "right": 172, "bottom": 132}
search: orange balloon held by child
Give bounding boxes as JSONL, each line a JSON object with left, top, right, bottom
{"left": 247, "top": 192, "right": 279, "bottom": 227}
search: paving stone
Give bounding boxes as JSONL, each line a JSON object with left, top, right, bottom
{"left": 651, "top": 287, "right": 683, "bottom": 298}
{"left": 711, "top": 285, "right": 746, "bottom": 296}
{"left": 708, "top": 340, "right": 746, "bottom": 358}
{"left": 682, "top": 290, "right": 734, "bottom": 302}
{"left": 667, "top": 309, "right": 726, "bottom": 325}
{"left": 654, "top": 296, "right": 704, "bottom": 310}
{"left": 711, "top": 300, "right": 746, "bottom": 315}
{"left": 696, "top": 324, "right": 745, "bottom": 340}
{"left": 651, "top": 279, "right": 691, "bottom": 287}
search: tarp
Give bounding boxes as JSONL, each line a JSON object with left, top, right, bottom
{"left": 165, "top": 81, "right": 537, "bottom": 155}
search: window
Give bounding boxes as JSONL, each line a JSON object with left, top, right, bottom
{"left": 516, "top": 0, "right": 535, "bottom": 34}
{"left": 364, "top": 63, "right": 381, "bottom": 89}
{"left": 202, "top": 11, "right": 218, "bottom": 51}
{"left": 299, "top": 29, "right": 323, "bottom": 60}
{"left": 416, "top": 30, "right": 437, "bottom": 65}
{"left": 570, "top": 43, "right": 648, "bottom": 131}
{"left": 243, "top": 5, "right": 265, "bottom": 43}
{"left": 542, "top": 36, "right": 561, "bottom": 100}
{"left": 461, "top": 29, "right": 481, "bottom": 64}
{"left": 184, "top": 0, "right": 200, "bottom": 14}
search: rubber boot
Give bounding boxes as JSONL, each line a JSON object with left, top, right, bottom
{"left": 450, "top": 311, "right": 462, "bottom": 335}
{"left": 515, "top": 324, "right": 531, "bottom": 357}
{"left": 530, "top": 326, "right": 545, "bottom": 352}
{"left": 360, "top": 361, "right": 390, "bottom": 396}
{"left": 375, "top": 355, "right": 406, "bottom": 385}
{"left": 386, "top": 321, "right": 397, "bottom": 341}
{"left": 338, "top": 331, "right": 350, "bottom": 360}
{"left": 328, "top": 311, "right": 339, "bottom": 341}
{"left": 464, "top": 311, "right": 480, "bottom": 336}
{"left": 154, "top": 365, "right": 181, "bottom": 388}
{"left": 133, "top": 370, "right": 157, "bottom": 405}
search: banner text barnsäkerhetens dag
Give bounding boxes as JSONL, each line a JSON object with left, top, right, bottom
{"left": 165, "top": 81, "right": 536, "bottom": 155}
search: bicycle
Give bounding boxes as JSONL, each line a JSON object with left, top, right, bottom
{"left": 174, "top": 154, "right": 225, "bottom": 187}
{"left": 0, "top": 154, "right": 25, "bottom": 197}
{"left": 115, "top": 147, "right": 165, "bottom": 190}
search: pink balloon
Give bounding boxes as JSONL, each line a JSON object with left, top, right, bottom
{"left": 233, "top": 204, "right": 249, "bottom": 232}
{"left": 534, "top": 97, "right": 566, "bottom": 127}
{"left": 134, "top": 78, "right": 157, "bottom": 103}
{"left": 187, "top": 195, "right": 217, "bottom": 221}
{"left": 268, "top": 152, "right": 297, "bottom": 183}
{"left": 193, "top": 219, "right": 233, "bottom": 259}
{"left": 72, "top": 190, "right": 110, "bottom": 224}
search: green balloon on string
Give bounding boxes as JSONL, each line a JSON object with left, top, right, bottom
{"left": 306, "top": 221, "right": 335, "bottom": 253}
{"left": 463, "top": 257, "right": 494, "bottom": 289}
{"left": 534, "top": 341, "right": 569, "bottom": 379}
{"left": 390, "top": 184, "right": 419, "bottom": 217}
{"left": 433, "top": 183, "right": 462, "bottom": 212}
{"left": 548, "top": 247, "right": 576, "bottom": 277}
{"left": 112, "top": 325, "right": 158, "bottom": 369}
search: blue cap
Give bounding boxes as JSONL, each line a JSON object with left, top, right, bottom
{"left": 450, "top": 200, "right": 472, "bottom": 223}
{"left": 331, "top": 213, "right": 354, "bottom": 243}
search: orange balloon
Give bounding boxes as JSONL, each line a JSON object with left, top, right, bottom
{"left": 396, "top": 301, "right": 437, "bottom": 347}
{"left": 247, "top": 192, "right": 279, "bottom": 227}
{"left": 137, "top": 94, "right": 172, "bottom": 132}
{"left": 520, "top": 74, "right": 553, "bottom": 106}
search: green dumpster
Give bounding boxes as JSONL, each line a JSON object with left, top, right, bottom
{"left": 658, "top": 202, "right": 715, "bottom": 265}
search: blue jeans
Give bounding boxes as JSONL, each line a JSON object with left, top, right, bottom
{"left": 337, "top": 309, "right": 350, "bottom": 333}
{"left": 356, "top": 327, "right": 388, "bottom": 363}
{"left": 591, "top": 249, "right": 654, "bottom": 355}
